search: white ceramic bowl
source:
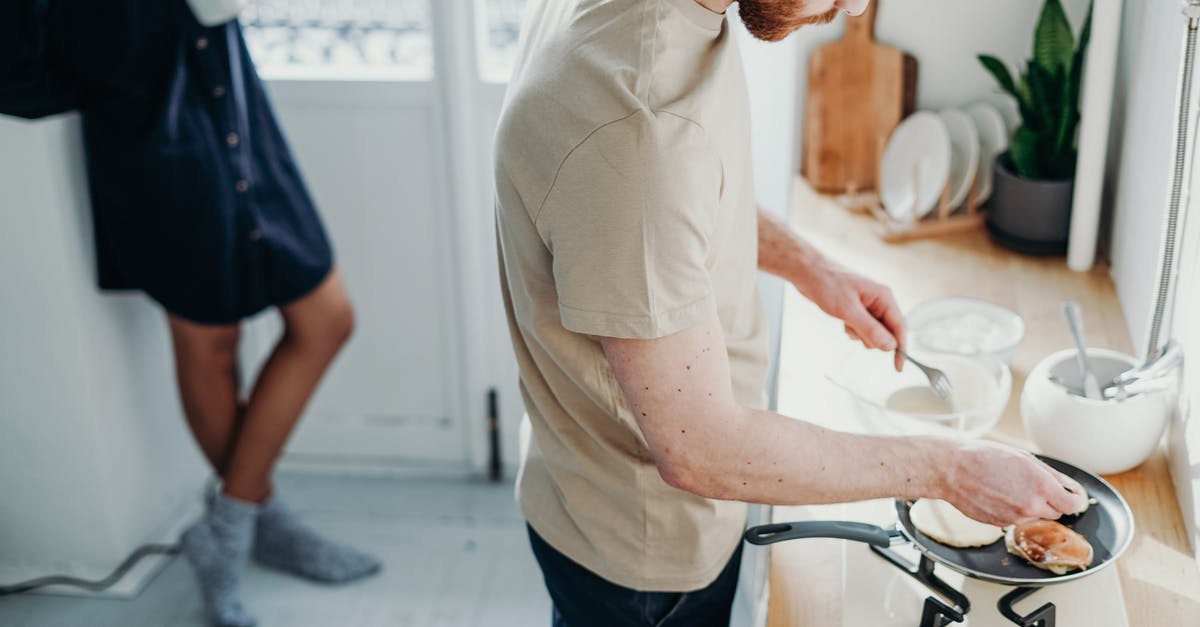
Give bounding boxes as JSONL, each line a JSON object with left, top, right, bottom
{"left": 829, "top": 347, "right": 1011, "bottom": 439}
{"left": 906, "top": 297, "right": 1025, "bottom": 365}
{"left": 1021, "top": 348, "right": 1174, "bottom": 475}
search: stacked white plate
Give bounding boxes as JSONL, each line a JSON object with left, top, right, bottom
{"left": 879, "top": 112, "right": 950, "bottom": 222}
{"left": 965, "top": 103, "right": 1010, "bottom": 203}
{"left": 880, "top": 103, "right": 1010, "bottom": 222}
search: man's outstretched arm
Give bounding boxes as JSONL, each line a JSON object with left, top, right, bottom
{"left": 601, "top": 310, "right": 1084, "bottom": 527}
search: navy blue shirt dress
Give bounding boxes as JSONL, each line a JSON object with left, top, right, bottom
{"left": 56, "top": 1, "right": 333, "bottom": 325}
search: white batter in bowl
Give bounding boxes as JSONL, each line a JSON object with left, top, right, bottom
{"left": 829, "top": 347, "right": 1011, "bottom": 439}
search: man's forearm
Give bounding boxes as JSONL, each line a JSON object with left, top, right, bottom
{"left": 665, "top": 404, "right": 948, "bottom": 506}
{"left": 607, "top": 312, "right": 1081, "bottom": 526}
{"left": 756, "top": 205, "right": 829, "bottom": 290}
{"left": 757, "top": 205, "right": 905, "bottom": 363}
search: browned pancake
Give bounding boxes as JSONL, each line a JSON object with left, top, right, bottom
{"left": 1005, "top": 519, "right": 1094, "bottom": 575}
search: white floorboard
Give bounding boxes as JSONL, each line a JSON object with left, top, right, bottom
{"left": 0, "top": 473, "right": 551, "bottom": 627}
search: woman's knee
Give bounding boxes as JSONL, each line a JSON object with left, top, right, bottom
{"left": 324, "top": 297, "right": 355, "bottom": 346}
{"left": 286, "top": 296, "right": 354, "bottom": 350}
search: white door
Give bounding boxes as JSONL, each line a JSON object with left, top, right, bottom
{"left": 237, "top": 1, "right": 478, "bottom": 467}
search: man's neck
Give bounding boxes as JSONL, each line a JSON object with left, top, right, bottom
{"left": 695, "top": 0, "right": 734, "bottom": 13}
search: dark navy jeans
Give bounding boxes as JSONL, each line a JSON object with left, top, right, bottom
{"left": 527, "top": 525, "right": 743, "bottom": 627}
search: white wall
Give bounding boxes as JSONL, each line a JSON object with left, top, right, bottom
{"left": 791, "top": 0, "right": 1092, "bottom": 159}
{"left": 1108, "top": 0, "right": 1200, "bottom": 561}
{"left": 1108, "top": 0, "right": 1188, "bottom": 356}
{"left": 0, "top": 116, "right": 206, "bottom": 589}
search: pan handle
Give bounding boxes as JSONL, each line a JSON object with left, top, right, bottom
{"left": 743, "top": 521, "right": 892, "bottom": 547}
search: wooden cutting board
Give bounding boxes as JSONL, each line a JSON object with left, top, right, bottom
{"left": 803, "top": 2, "right": 917, "bottom": 195}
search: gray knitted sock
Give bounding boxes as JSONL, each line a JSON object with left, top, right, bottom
{"left": 252, "top": 496, "right": 382, "bottom": 584}
{"left": 181, "top": 494, "right": 258, "bottom": 627}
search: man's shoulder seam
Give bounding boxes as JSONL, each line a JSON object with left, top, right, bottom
{"left": 531, "top": 108, "right": 714, "bottom": 230}
{"left": 653, "top": 109, "right": 708, "bottom": 135}
{"left": 531, "top": 109, "right": 643, "bottom": 228}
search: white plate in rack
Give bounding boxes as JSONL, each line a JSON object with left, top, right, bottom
{"left": 939, "top": 108, "right": 981, "bottom": 212}
{"left": 880, "top": 111, "right": 951, "bottom": 222}
{"left": 965, "top": 102, "right": 1010, "bottom": 203}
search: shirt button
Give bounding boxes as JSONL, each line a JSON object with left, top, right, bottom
{"left": 195, "top": 37, "right": 209, "bottom": 50}
{"left": 226, "top": 132, "right": 240, "bottom": 147}
{"left": 248, "top": 229, "right": 263, "bottom": 242}
{"left": 235, "top": 180, "right": 250, "bottom": 193}
{"left": 212, "top": 85, "right": 226, "bottom": 98}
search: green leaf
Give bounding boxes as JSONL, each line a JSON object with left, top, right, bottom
{"left": 978, "top": 54, "right": 1019, "bottom": 98}
{"left": 982, "top": 0, "right": 1090, "bottom": 175}
{"left": 1025, "top": 61, "right": 1063, "bottom": 133}
{"left": 1054, "top": 77, "right": 1079, "bottom": 162}
{"left": 1051, "top": 146, "right": 1078, "bottom": 179}
{"left": 1010, "top": 126, "right": 1044, "bottom": 178}
{"left": 1034, "top": 0, "right": 1074, "bottom": 75}
{"left": 1052, "top": 107, "right": 1079, "bottom": 170}
{"left": 1015, "top": 75, "right": 1041, "bottom": 131}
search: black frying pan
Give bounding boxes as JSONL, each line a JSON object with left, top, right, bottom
{"left": 744, "top": 455, "right": 1134, "bottom": 586}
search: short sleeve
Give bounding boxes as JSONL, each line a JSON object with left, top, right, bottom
{"left": 537, "top": 112, "right": 722, "bottom": 339}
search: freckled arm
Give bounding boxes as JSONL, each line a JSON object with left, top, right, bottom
{"left": 756, "top": 205, "right": 830, "bottom": 290}
{"left": 600, "top": 311, "right": 948, "bottom": 505}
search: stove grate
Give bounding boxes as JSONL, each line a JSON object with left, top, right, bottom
{"left": 998, "top": 587, "right": 1056, "bottom": 627}
{"left": 868, "top": 544, "right": 1058, "bottom": 627}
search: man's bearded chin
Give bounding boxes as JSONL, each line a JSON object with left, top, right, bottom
{"left": 737, "top": 1, "right": 840, "bottom": 42}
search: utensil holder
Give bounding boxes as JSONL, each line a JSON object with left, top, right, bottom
{"left": 1022, "top": 348, "right": 1176, "bottom": 475}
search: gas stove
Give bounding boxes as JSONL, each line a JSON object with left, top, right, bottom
{"left": 835, "top": 499, "right": 1129, "bottom": 627}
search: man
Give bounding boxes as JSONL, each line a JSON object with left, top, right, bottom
{"left": 493, "top": 1, "right": 1085, "bottom": 625}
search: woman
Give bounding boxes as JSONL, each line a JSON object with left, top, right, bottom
{"left": 49, "top": 1, "right": 380, "bottom": 625}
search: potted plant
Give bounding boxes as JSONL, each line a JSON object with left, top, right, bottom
{"left": 978, "top": 0, "right": 1092, "bottom": 254}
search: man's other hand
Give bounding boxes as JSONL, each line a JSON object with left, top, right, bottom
{"left": 799, "top": 264, "right": 906, "bottom": 371}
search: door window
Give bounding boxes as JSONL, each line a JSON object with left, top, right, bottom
{"left": 242, "top": 0, "right": 434, "bottom": 81}
{"left": 476, "top": 0, "right": 526, "bottom": 83}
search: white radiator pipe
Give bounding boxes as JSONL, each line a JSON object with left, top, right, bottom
{"left": 1068, "top": 0, "right": 1123, "bottom": 272}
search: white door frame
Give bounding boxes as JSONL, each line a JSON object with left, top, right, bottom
{"left": 430, "top": 0, "right": 522, "bottom": 475}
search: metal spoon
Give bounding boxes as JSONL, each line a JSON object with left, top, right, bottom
{"left": 898, "top": 349, "right": 953, "bottom": 401}
{"left": 1063, "top": 301, "right": 1102, "bottom": 399}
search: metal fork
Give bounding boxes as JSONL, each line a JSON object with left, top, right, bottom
{"left": 898, "top": 349, "right": 954, "bottom": 401}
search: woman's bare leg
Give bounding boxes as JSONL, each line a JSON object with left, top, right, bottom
{"left": 221, "top": 270, "right": 354, "bottom": 503}
{"left": 170, "top": 318, "right": 256, "bottom": 627}
{"left": 176, "top": 270, "right": 369, "bottom": 627}
{"left": 167, "top": 317, "right": 243, "bottom": 474}
{"left": 207, "top": 269, "right": 380, "bottom": 582}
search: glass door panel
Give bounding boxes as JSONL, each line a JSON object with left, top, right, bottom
{"left": 475, "top": 0, "right": 526, "bottom": 83}
{"left": 242, "top": 0, "right": 434, "bottom": 81}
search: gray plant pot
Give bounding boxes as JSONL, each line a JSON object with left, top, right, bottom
{"left": 986, "top": 154, "right": 1075, "bottom": 255}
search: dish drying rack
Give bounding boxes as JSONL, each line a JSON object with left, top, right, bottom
{"left": 836, "top": 165, "right": 987, "bottom": 243}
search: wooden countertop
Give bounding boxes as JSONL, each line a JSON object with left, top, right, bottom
{"left": 768, "top": 180, "right": 1200, "bottom": 626}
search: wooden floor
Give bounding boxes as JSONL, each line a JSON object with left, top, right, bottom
{"left": 0, "top": 473, "right": 551, "bottom": 627}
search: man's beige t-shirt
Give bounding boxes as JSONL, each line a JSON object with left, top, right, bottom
{"left": 494, "top": 0, "right": 769, "bottom": 592}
